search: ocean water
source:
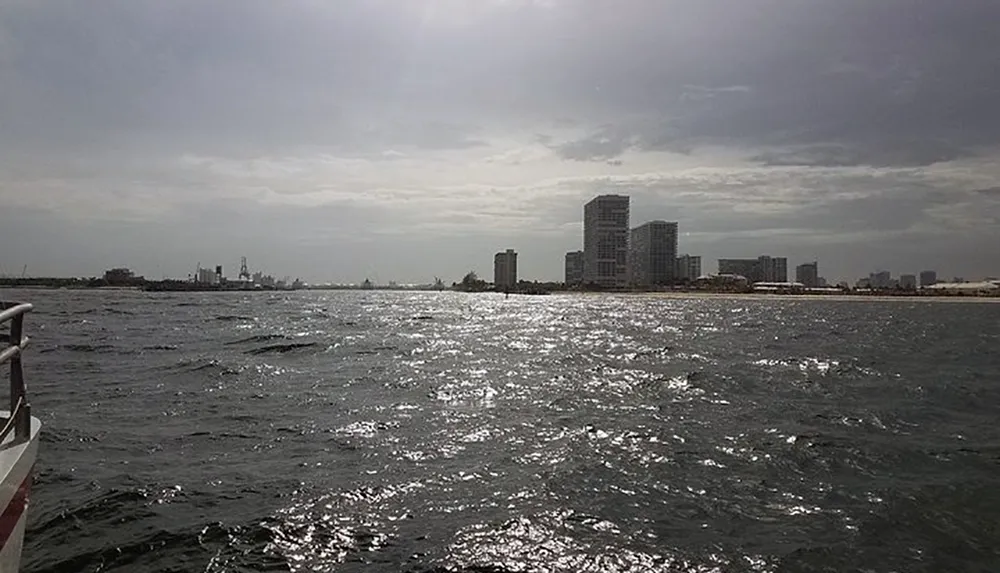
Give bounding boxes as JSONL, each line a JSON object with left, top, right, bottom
{"left": 10, "top": 289, "right": 1000, "bottom": 572}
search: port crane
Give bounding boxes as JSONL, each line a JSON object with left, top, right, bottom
{"left": 239, "top": 257, "right": 251, "bottom": 281}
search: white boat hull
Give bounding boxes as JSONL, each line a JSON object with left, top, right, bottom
{"left": 0, "top": 415, "right": 40, "bottom": 573}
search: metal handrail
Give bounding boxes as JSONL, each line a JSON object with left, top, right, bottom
{"left": 0, "top": 396, "right": 24, "bottom": 444}
{"left": 0, "top": 304, "right": 32, "bottom": 325}
{"left": 0, "top": 302, "right": 33, "bottom": 441}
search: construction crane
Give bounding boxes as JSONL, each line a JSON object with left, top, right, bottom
{"left": 239, "top": 257, "right": 251, "bottom": 281}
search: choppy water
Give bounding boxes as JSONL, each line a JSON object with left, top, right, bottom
{"left": 10, "top": 289, "right": 1000, "bottom": 572}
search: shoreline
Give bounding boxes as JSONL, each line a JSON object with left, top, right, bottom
{"left": 3, "top": 284, "right": 998, "bottom": 302}
{"left": 618, "top": 291, "right": 1000, "bottom": 303}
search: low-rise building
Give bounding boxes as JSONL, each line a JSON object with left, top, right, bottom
{"left": 925, "top": 281, "right": 1000, "bottom": 295}
{"left": 675, "top": 254, "right": 702, "bottom": 282}
{"left": 564, "top": 251, "right": 584, "bottom": 286}
{"left": 718, "top": 255, "right": 788, "bottom": 283}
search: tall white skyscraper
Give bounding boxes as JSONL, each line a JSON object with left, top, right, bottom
{"left": 583, "top": 195, "right": 630, "bottom": 287}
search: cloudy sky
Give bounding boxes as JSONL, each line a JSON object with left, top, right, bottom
{"left": 2, "top": 0, "right": 999, "bottom": 284}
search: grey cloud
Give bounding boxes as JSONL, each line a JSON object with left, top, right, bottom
{"left": 580, "top": 168, "right": 991, "bottom": 238}
{"left": 679, "top": 85, "right": 752, "bottom": 103}
{"left": 555, "top": 125, "right": 633, "bottom": 161}
{"left": 0, "top": 0, "right": 493, "bottom": 156}
{"left": 546, "top": 0, "right": 1000, "bottom": 166}
{"left": 581, "top": 168, "right": 1000, "bottom": 280}
{"left": 3, "top": 0, "right": 1000, "bottom": 281}
{"left": 973, "top": 187, "right": 1000, "bottom": 197}
{"left": 751, "top": 141, "right": 968, "bottom": 168}
{"left": 9, "top": 0, "right": 1000, "bottom": 161}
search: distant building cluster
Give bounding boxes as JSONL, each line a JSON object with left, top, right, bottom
{"left": 853, "top": 269, "right": 1000, "bottom": 294}
{"left": 719, "top": 256, "right": 788, "bottom": 283}
{"left": 555, "top": 194, "right": 811, "bottom": 290}
{"left": 196, "top": 265, "right": 223, "bottom": 285}
{"left": 103, "top": 267, "right": 144, "bottom": 286}
{"left": 191, "top": 260, "right": 300, "bottom": 289}
{"left": 856, "top": 269, "right": 937, "bottom": 290}
{"left": 252, "top": 271, "right": 278, "bottom": 288}
{"left": 561, "top": 194, "right": 695, "bottom": 289}
{"left": 477, "top": 193, "right": 993, "bottom": 294}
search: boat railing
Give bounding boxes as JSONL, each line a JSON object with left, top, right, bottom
{"left": 0, "top": 302, "right": 32, "bottom": 443}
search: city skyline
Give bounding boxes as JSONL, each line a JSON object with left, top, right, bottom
{"left": 0, "top": 231, "right": 984, "bottom": 288}
{"left": 2, "top": 1, "right": 999, "bottom": 283}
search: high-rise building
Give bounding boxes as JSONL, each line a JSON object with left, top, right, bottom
{"left": 919, "top": 270, "right": 937, "bottom": 287}
{"left": 795, "top": 261, "right": 819, "bottom": 287}
{"left": 583, "top": 195, "right": 630, "bottom": 287}
{"left": 675, "top": 254, "right": 702, "bottom": 282}
{"left": 718, "top": 258, "right": 757, "bottom": 279}
{"left": 629, "top": 221, "right": 678, "bottom": 287}
{"left": 493, "top": 249, "right": 517, "bottom": 289}
{"left": 899, "top": 274, "right": 917, "bottom": 290}
{"left": 869, "top": 270, "right": 892, "bottom": 289}
{"left": 761, "top": 256, "right": 788, "bottom": 283}
{"left": 718, "top": 255, "right": 788, "bottom": 283}
{"left": 564, "top": 251, "right": 584, "bottom": 286}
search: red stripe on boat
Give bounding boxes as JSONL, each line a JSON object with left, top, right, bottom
{"left": 0, "top": 473, "right": 31, "bottom": 549}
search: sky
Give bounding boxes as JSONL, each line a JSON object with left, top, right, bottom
{"left": 2, "top": 0, "right": 999, "bottom": 284}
